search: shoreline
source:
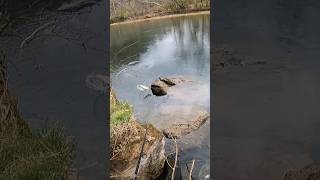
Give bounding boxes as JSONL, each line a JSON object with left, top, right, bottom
{"left": 110, "top": 10, "right": 210, "bottom": 26}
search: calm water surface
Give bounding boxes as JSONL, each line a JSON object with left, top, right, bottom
{"left": 111, "top": 14, "right": 210, "bottom": 179}
{"left": 1, "top": 1, "right": 107, "bottom": 179}
{"left": 213, "top": 0, "right": 320, "bottom": 179}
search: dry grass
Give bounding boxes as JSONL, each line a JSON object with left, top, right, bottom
{"left": 110, "top": 88, "right": 136, "bottom": 160}
{"left": 0, "top": 55, "right": 75, "bottom": 180}
{"left": 110, "top": 0, "right": 210, "bottom": 23}
{"left": 110, "top": 88, "right": 133, "bottom": 127}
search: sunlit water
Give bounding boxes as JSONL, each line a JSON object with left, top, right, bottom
{"left": 111, "top": 14, "right": 210, "bottom": 179}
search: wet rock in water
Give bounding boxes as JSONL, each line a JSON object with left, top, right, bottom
{"left": 151, "top": 80, "right": 168, "bottom": 96}
{"left": 163, "top": 110, "right": 209, "bottom": 139}
{"left": 110, "top": 121, "right": 165, "bottom": 180}
{"left": 284, "top": 164, "right": 320, "bottom": 180}
{"left": 150, "top": 76, "right": 192, "bottom": 96}
{"left": 149, "top": 105, "right": 209, "bottom": 139}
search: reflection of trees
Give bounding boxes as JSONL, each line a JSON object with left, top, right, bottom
{"left": 110, "top": 15, "right": 210, "bottom": 73}
{"left": 171, "top": 15, "right": 210, "bottom": 73}
{"left": 110, "top": 21, "right": 167, "bottom": 70}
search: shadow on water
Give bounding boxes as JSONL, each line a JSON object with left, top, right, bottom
{"left": 1, "top": 0, "right": 107, "bottom": 179}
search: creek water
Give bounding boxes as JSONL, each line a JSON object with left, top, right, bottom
{"left": 213, "top": 0, "right": 320, "bottom": 179}
{"left": 111, "top": 14, "right": 210, "bottom": 179}
{"left": 0, "top": 0, "right": 107, "bottom": 179}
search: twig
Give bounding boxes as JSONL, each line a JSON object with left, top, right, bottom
{"left": 115, "top": 40, "right": 139, "bottom": 56}
{"left": 189, "top": 160, "right": 195, "bottom": 180}
{"left": 165, "top": 157, "right": 174, "bottom": 170}
{"left": 138, "top": 0, "right": 164, "bottom": 8}
{"left": 133, "top": 126, "right": 148, "bottom": 180}
{"left": 20, "top": 21, "right": 54, "bottom": 48}
{"left": 171, "top": 138, "right": 178, "bottom": 180}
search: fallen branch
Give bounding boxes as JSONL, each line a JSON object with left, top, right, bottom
{"left": 189, "top": 160, "right": 195, "bottom": 180}
{"left": 0, "top": 17, "right": 9, "bottom": 34}
{"left": 20, "top": 21, "right": 54, "bottom": 48}
{"left": 139, "top": 0, "right": 164, "bottom": 8}
{"left": 133, "top": 125, "right": 148, "bottom": 180}
{"left": 171, "top": 138, "right": 178, "bottom": 180}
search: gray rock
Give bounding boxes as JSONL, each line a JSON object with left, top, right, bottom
{"left": 163, "top": 110, "right": 209, "bottom": 139}
{"left": 110, "top": 122, "right": 165, "bottom": 180}
{"left": 150, "top": 80, "right": 168, "bottom": 96}
{"left": 150, "top": 76, "right": 192, "bottom": 96}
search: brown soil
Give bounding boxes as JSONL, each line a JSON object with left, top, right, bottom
{"left": 111, "top": 10, "right": 210, "bottom": 26}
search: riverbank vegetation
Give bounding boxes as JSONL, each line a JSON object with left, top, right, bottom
{"left": 110, "top": 88, "right": 134, "bottom": 156}
{"left": 110, "top": 0, "right": 210, "bottom": 23}
{"left": 110, "top": 88, "right": 166, "bottom": 179}
{"left": 110, "top": 89, "right": 133, "bottom": 126}
{"left": 0, "top": 47, "right": 74, "bottom": 179}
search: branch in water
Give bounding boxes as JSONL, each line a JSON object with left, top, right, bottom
{"left": 20, "top": 21, "right": 54, "bottom": 48}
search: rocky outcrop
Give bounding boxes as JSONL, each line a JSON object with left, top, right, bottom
{"left": 150, "top": 76, "right": 192, "bottom": 96}
{"left": 149, "top": 105, "right": 209, "bottom": 139}
{"left": 149, "top": 76, "right": 209, "bottom": 138}
{"left": 110, "top": 89, "right": 165, "bottom": 180}
{"left": 163, "top": 110, "right": 209, "bottom": 139}
{"left": 110, "top": 121, "right": 165, "bottom": 180}
{"left": 284, "top": 164, "right": 320, "bottom": 180}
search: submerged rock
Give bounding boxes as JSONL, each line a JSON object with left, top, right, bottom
{"left": 163, "top": 110, "right": 209, "bottom": 139}
{"left": 149, "top": 105, "right": 209, "bottom": 139}
{"left": 284, "top": 164, "right": 320, "bottom": 180}
{"left": 150, "top": 76, "right": 192, "bottom": 96}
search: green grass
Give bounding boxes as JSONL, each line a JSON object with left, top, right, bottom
{"left": 111, "top": 100, "right": 133, "bottom": 126}
{"left": 0, "top": 125, "right": 75, "bottom": 180}
{"left": 0, "top": 59, "right": 74, "bottom": 180}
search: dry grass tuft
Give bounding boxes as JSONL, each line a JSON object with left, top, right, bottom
{"left": 0, "top": 55, "right": 75, "bottom": 180}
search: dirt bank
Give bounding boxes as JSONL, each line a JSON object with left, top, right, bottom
{"left": 111, "top": 10, "right": 210, "bottom": 25}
